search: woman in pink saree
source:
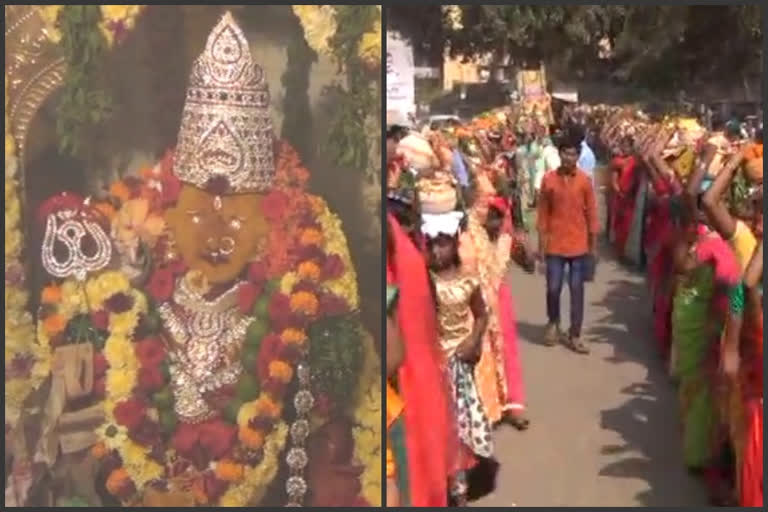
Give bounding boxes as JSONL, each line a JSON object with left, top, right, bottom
{"left": 459, "top": 195, "right": 529, "bottom": 429}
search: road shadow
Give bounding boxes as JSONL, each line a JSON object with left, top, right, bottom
{"left": 587, "top": 275, "right": 708, "bottom": 506}
{"left": 516, "top": 321, "right": 549, "bottom": 347}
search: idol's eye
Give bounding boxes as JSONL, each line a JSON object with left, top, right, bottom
{"left": 187, "top": 210, "right": 202, "bottom": 225}
{"left": 229, "top": 216, "right": 245, "bottom": 231}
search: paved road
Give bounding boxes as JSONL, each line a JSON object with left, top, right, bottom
{"left": 469, "top": 254, "right": 709, "bottom": 507}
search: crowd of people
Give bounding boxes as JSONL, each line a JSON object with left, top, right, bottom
{"left": 384, "top": 100, "right": 762, "bottom": 507}
{"left": 601, "top": 110, "right": 762, "bottom": 507}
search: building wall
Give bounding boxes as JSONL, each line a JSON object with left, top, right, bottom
{"left": 442, "top": 51, "right": 493, "bottom": 91}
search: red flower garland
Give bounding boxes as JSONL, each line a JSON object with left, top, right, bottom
{"left": 99, "top": 141, "right": 358, "bottom": 505}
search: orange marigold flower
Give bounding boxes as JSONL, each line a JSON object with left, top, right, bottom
{"left": 254, "top": 395, "right": 282, "bottom": 418}
{"left": 289, "top": 291, "right": 318, "bottom": 316}
{"left": 299, "top": 228, "right": 323, "bottom": 247}
{"left": 109, "top": 181, "right": 132, "bottom": 203}
{"left": 93, "top": 201, "right": 117, "bottom": 221}
{"left": 105, "top": 468, "right": 131, "bottom": 496}
{"left": 43, "top": 313, "right": 67, "bottom": 336}
{"left": 297, "top": 261, "right": 321, "bottom": 282}
{"left": 91, "top": 442, "right": 108, "bottom": 459}
{"left": 41, "top": 284, "right": 62, "bottom": 304}
{"left": 280, "top": 328, "right": 307, "bottom": 347}
{"left": 215, "top": 459, "right": 245, "bottom": 482}
{"left": 307, "top": 196, "right": 325, "bottom": 215}
{"left": 239, "top": 425, "right": 265, "bottom": 449}
{"left": 268, "top": 360, "right": 294, "bottom": 383}
{"left": 139, "top": 166, "right": 156, "bottom": 180}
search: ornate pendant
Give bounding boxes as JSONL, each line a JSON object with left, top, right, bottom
{"left": 41, "top": 209, "right": 112, "bottom": 281}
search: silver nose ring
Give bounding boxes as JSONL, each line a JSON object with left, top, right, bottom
{"left": 219, "top": 237, "right": 235, "bottom": 255}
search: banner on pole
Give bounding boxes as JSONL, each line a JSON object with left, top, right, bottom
{"left": 386, "top": 31, "right": 416, "bottom": 122}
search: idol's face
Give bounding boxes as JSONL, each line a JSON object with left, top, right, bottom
{"left": 165, "top": 184, "right": 268, "bottom": 284}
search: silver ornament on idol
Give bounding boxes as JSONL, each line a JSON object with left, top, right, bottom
{"left": 41, "top": 209, "right": 112, "bottom": 281}
{"left": 285, "top": 360, "right": 312, "bottom": 507}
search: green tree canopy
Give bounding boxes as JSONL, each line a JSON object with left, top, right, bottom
{"left": 388, "top": 5, "right": 762, "bottom": 95}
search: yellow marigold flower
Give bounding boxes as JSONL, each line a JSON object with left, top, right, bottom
{"left": 5, "top": 228, "right": 20, "bottom": 260}
{"left": 289, "top": 291, "right": 318, "bottom": 316}
{"left": 280, "top": 272, "right": 298, "bottom": 295}
{"left": 130, "top": 459, "right": 163, "bottom": 488}
{"left": 109, "top": 310, "right": 139, "bottom": 336}
{"left": 121, "top": 440, "right": 148, "bottom": 466}
{"left": 292, "top": 5, "right": 337, "bottom": 56}
{"left": 280, "top": 328, "right": 307, "bottom": 347}
{"left": 106, "top": 368, "right": 136, "bottom": 399}
{"left": 85, "top": 272, "right": 129, "bottom": 311}
{"left": 237, "top": 400, "right": 258, "bottom": 428}
{"left": 297, "top": 260, "right": 321, "bottom": 282}
{"left": 219, "top": 494, "right": 242, "bottom": 507}
{"left": 268, "top": 360, "right": 293, "bottom": 383}
{"left": 38, "top": 5, "right": 62, "bottom": 25}
{"left": 41, "top": 284, "right": 62, "bottom": 304}
{"left": 130, "top": 289, "right": 148, "bottom": 315}
{"left": 5, "top": 193, "right": 20, "bottom": 225}
{"left": 96, "top": 421, "right": 128, "bottom": 451}
{"left": 6, "top": 133, "right": 15, "bottom": 159}
{"left": 299, "top": 228, "right": 323, "bottom": 247}
{"left": 60, "top": 281, "right": 87, "bottom": 315}
{"left": 357, "top": 20, "right": 381, "bottom": 67}
{"left": 104, "top": 335, "right": 137, "bottom": 369}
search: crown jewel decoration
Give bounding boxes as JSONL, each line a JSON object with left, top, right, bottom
{"left": 174, "top": 11, "right": 275, "bottom": 193}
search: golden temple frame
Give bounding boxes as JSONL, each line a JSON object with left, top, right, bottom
{"left": 5, "top": 5, "right": 67, "bottom": 165}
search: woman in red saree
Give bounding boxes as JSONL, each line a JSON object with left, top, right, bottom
{"left": 739, "top": 243, "right": 762, "bottom": 507}
{"left": 387, "top": 213, "right": 457, "bottom": 507}
{"left": 610, "top": 136, "right": 639, "bottom": 258}
{"left": 641, "top": 128, "right": 684, "bottom": 357}
{"left": 725, "top": 239, "right": 763, "bottom": 507}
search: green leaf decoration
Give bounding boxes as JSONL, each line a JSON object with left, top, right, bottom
{"left": 317, "top": 5, "right": 380, "bottom": 174}
{"left": 55, "top": 5, "right": 114, "bottom": 159}
{"left": 307, "top": 311, "right": 366, "bottom": 410}
{"left": 235, "top": 373, "right": 260, "bottom": 401}
{"left": 223, "top": 398, "right": 245, "bottom": 424}
{"left": 245, "top": 318, "right": 268, "bottom": 348}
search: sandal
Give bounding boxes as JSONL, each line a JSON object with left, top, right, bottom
{"left": 566, "top": 336, "right": 590, "bottom": 354}
{"left": 544, "top": 324, "right": 560, "bottom": 346}
{"left": 503, "top": 413, "right": 530, "bottom": 431}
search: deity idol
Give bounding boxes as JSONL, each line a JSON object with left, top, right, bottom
{"left": 18, "top": 12, "right": 380, "bottom": 507}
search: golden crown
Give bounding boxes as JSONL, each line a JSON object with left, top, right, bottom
{"left": 173, "top": 11, "right": 274, "bottom": 193}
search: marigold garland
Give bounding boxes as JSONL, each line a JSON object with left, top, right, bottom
{"left": 5, "top": 79, "right": 49, "bottom": 431}
{"left": 353, "top": 331, "right": 383, "bottom": 506}
{"left": 14, "top": 134, "right": 378, "bottom": 505}
{"left": 314, "top": 198, "right": 360, "bottom": 309}
{"left": 38, "top": 5, "right": 145, "bottom": 47}
{"left": 291, "top": 5, "right": 338, "bottom": 57}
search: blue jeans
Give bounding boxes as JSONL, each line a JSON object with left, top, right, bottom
{"left": 545, "top": 255, "right": 587, "bottom": 337}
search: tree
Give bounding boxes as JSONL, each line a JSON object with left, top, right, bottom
{"left": 388, "top": 4, "right": 762, "bottom": 96}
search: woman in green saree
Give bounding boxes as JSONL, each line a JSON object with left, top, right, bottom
{"left": 671, "top": 218, "right": 739, "bottom": 472}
